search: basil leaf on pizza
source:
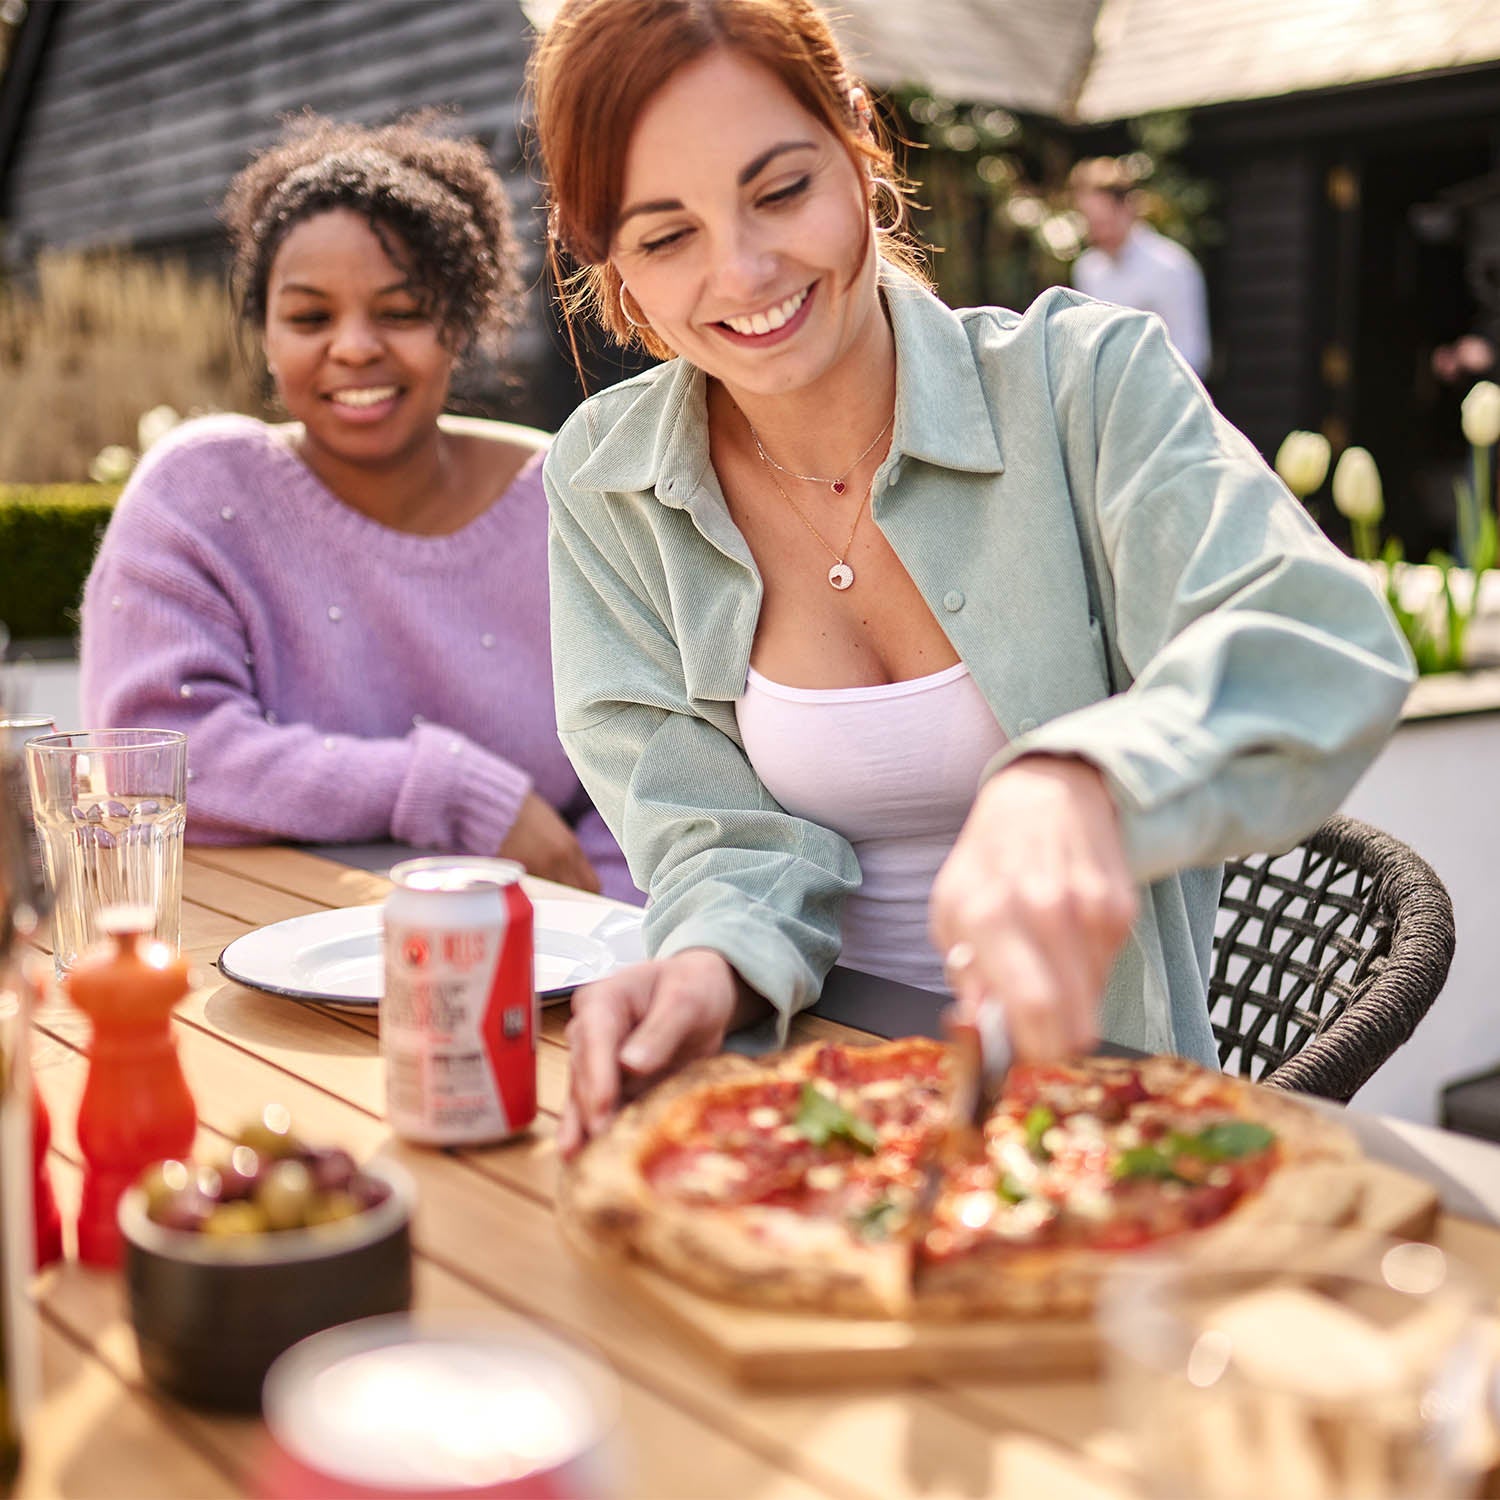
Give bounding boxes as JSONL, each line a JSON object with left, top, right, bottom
{"left": 794, "top": 1082, "right": 879, "bottom": 1154}
{"left": 1184, "top": 1121, "right": 1276, "bottom": 1160}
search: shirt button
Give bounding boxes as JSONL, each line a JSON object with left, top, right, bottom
{"left": 943, "top": 590, "right": 965, "bottom": 612}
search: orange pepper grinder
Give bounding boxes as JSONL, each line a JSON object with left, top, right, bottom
{"left": 64, "top": 908, "right": 196, "bottom": 1267}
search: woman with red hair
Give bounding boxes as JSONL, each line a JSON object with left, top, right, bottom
{"left": 530, "top": 0, "right": 1412, "bottom": 1151}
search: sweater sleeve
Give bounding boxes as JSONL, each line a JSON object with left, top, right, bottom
{"left": 79, "top": 495, "right": 533, "bottom": 853}
{"left": 984, "top": 306, "right": 1413, "bottom": 880}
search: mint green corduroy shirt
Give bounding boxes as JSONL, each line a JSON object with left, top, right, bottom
{"left": 544, "top": 273, "right": 1414, "bottom": 1065}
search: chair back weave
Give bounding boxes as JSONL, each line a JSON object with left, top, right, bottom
{"left": 1210, "top": 814, "right": 1454, "bottom": 1102}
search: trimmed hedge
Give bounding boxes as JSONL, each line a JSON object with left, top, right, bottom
{"left": 1, "top": 484, "right": 121, "bottom": 642}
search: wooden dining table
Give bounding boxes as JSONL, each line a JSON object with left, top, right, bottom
{"left": 16, "top": 844, "right": 1500, "bottom": 1499}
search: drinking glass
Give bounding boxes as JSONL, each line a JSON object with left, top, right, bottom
{"left": 1100, "top": 1233, "right": 1487, "bottom": 1500}
{"left": 25, "top": 730, "right": 187, "bottom": 974}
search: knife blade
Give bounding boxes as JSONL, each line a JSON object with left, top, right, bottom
{"left": 971, "top": 999, "right": 1013, "bottom": 1125}
{"left": 909, "top": 1001, "right": 1014, "bottom": 1242}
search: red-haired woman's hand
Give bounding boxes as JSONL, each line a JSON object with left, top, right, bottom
{"left": 930, "top": 756, "right": 1137, "bottom": 1062}
{"left": 557, "top": 949, "right": 747, "bottom": 1157}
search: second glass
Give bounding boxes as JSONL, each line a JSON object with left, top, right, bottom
{"left": 1101, "top": 1233, "right": 1486, "bottom": 1500}
{"left": 25, "top": 730, "right": 188, "bottom": 974}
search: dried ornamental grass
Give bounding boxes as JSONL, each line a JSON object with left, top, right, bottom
{"left": 0, "top": 251, "right": 267, "bottom": 483}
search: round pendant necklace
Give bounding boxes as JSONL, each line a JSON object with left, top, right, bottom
{"left": 746, "top": 411, "right": 894, "bottom": 495}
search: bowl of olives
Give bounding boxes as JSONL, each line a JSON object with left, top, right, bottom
{"left": 119, "top": 1105, "right": 415, "bottom": 1412}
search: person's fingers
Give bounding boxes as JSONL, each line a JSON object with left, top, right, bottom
{"left": 976, "top": 931, "right": 1070, "bottom": 1062}
{"left": 556, "top": 1095, "right": 584, "bottom": 1158}
{"left": 619, "top": 954, "right": 736, "bottom": 1078}
{"left": 566, "top": 979, "right": 643, "bottom": 1134}
{"left": 575, "top": 857, "right": 602, "bottom": 896}
{"left": 619, "top": 987, "right": 701, "bottom": 1076}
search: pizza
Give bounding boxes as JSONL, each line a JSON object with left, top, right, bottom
{"left": 559, "top": 1038, "right": 1365, "bottom": 1320}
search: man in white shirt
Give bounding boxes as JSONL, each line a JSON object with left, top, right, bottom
{"left": 1070, "top": 157, "right": 1211, "bottom": 379}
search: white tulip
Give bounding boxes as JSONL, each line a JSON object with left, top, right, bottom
{"left": 136, "top": 403, "right": 182, "bottom": 453}
{"left": 1461, "top": 381, "right": 1500, "bottom": 448}
{"left": 1331, "top": 446, "right": 1383, "bottom": 526}
{"left": 1274, "top": 430, "right": 1331, "bottom": 499}
{"left": 88, "top": 444, "right": 136, "bottom": 484}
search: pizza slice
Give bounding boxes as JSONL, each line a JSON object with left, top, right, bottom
{"left": 911, "top": 1056, "right": 1364, "bottom": 1318}
{"left": 559, "top": 1039, "right": 952, "bottom": 1317}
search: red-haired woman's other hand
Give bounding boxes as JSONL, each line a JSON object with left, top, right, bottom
{"left": 499, "top": 791, "right": 601, "bottom": 894}
{"left": 930, "top": 756, "right": 1137, "bottom": 1063}
{"left": 557, "top": 949, "right": 754, "bottom": 1157}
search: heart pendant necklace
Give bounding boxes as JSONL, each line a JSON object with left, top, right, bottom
{"left": 747, "top": 412, "right": 894, "bottom": 495}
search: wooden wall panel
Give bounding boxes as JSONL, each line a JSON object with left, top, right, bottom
{"left": 0, "top": 0, "right": 576, "bottom": 425}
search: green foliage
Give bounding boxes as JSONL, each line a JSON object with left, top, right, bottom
{"left": 0, "top": 484, "right": 119, "bottom": 641}
{"left": 887, "top": 91, "right": 1216, "bottom": 312}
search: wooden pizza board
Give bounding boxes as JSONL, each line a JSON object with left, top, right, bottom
{"left": 568, "top": 1159, "right": 1441, "bottom": 1386}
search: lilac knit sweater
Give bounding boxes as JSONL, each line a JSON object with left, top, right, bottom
{"left": 79, "top": 414, "right": 639, "bottom": 903}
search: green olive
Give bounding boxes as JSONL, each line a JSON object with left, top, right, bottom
{"left": 138, "top": 1159, "right": 192, "bottom": 1218}
{"left": 202, "top": 1201, "right": 271, "bottom": 1237}
{"left": 257, "top": 1159, "right": 315, "bottom": 1231}
{"left": 236, "top": 1103, "right": 305, "bottom": 1161}
{"left": 305, "top": 1190, "right": 362, "bottom": 1226}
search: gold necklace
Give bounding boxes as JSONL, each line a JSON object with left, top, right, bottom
{"left": 756, "top": 453, "right": 869, "bottom": 590}
{"left": 747, "top": 412, "right": 894, "bottom": 494}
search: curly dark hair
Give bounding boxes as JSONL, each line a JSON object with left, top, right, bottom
{"left": 220, "top": 111, "right": 523, "bottom": 356}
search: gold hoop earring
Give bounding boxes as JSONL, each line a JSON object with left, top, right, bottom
{"left": 619, "top": 283, "right": 649, "bottom": 330}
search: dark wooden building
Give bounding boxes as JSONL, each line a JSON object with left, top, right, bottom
{"left": 0, "top": 0, "right": 576, "bottom": 427}
{"left": 1072, "top": 0, "right": 1500, "bottom": 554}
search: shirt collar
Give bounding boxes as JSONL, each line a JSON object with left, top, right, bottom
{"left": 882, "top": 266, "right": 1004, "bottom": 476}
{"left": 567, "top": 263, "right": 1003, "bottom": 503}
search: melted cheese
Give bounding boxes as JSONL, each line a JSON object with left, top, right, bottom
{"left": 805, "top": 1163, "right": 848, "bottom": 1193}
{"left": 672, "top": 1153, "right": 751, "bottom": 1198}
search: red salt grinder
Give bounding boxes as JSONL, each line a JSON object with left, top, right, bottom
{"left": 64, "top": 911, "right": 196, "bottom": 1268}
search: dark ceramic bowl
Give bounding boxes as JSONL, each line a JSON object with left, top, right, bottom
{"left": 119, "top": 1157, "right": 415, "bottom": 1412}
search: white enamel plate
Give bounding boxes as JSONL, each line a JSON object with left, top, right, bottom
{"left": 216, "top": 898, "right": 645, "bottom": 1010}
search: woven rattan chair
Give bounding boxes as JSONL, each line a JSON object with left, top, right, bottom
{"left": 1210, "top": 813, "right": 1454, "bottom": 1103}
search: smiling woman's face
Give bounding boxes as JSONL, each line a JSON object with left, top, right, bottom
{"left": 263, "top": 208, "right": 456, "bottom": 467}
{"left": 609, "top": 47, "right": 879, "bottom": 401}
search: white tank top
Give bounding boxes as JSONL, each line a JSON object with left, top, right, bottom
{"left": 734, "top": 661, "right": 1009, "bottom": 993}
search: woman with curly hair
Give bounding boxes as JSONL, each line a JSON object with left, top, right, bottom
{"left": 80, "top": 113, "right": 636, "bottom": 899}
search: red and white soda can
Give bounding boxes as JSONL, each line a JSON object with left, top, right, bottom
{"left": 382, "top": 857, "right": 536, "bottom": 1146}
{"left": 259, "top": 1314, "right": 623, "bottom": 1499}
